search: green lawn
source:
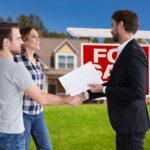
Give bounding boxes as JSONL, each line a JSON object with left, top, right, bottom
{"left": 30, "top": 104, "right": 150, "bottom": 150}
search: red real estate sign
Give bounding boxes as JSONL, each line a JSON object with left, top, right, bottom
{"left": 81, "top": 43, "right": 150, "bottom": 97}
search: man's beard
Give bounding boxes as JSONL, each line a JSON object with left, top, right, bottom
{"left": 112, "top": 33, "right": 119, "bottom": 42}
{"left": 10, "top": 50, "right": 21, "bottom": 56}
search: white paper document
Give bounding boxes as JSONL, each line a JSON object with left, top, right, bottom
{"left": 59, "top": 62, "right": 103, "bottom": 96}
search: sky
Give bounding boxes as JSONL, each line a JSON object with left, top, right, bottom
{"left": 0, "top": 0, "right": 150, "bottom": 36}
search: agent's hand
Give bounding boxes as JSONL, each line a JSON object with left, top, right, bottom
{"left": 88, "top": 84, "right": 104, "bottom": 93}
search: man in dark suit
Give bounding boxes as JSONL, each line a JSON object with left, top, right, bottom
{"left": 82, "top": 10, "right": 150, "bottom": 150}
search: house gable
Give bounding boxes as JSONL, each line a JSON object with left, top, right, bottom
{"left": 56, "top": 43, "right": 75, "bottom": 54}
{"left": 38, "top": 38, "right": 89, "bottom": 69}
{"left": 54, "top": 39, "right": 79, "bottom": 54}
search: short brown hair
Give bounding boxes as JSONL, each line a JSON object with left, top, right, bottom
{"left": 112, "top": 10, "right": 139, "bottom": 34}
{"left": 0, "top": 22, "right": 19, "bottom": 50}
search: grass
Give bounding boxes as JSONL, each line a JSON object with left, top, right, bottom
{"left": 30, "top": 104, "right": 150, "bottom": 150}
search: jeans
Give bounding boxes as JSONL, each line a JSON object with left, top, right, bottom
{"left": 0, "top": 132, "right": 25, "bottom": 150}
{"left": 23, "top": 112, "right": 52, "bottom": 150}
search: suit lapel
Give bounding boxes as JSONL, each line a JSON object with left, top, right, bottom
{"left": 109, "top": 39, "right": 136, "bottom": 81}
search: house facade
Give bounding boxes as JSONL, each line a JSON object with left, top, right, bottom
{"left": 36, "top": 38, "right": 89, "bottom": 95}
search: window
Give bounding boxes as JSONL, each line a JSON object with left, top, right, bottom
{"left": 67, "top": 56, "right": 74, "bottom": 69}
{"left": 58, "top": 55, "right": 65, "bottom": 69}
{"left": 57, "top": 55, "right": 76, "bottom": 69}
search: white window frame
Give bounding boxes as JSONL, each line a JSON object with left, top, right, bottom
{"left": 55, "top": 53, "right": 77, "bottom": 70}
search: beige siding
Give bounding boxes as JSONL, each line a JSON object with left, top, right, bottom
{"left": 57, "top": 44, "right": 74, "bottom": 54}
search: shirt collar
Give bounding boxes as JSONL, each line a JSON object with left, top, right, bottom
{"left": 22, "top": 53, "right": 41, "bottom": 66}
{"left": 117, "top": 37, "right": 134, "bottom": 54}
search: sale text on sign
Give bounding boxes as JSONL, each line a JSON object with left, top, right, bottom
{"left": 81, "top": 43, "right": 150, "bottom": 97}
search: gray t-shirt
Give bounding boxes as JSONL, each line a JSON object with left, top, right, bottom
{"left": 0, "top": 57, "right": 34, "bottom": 133}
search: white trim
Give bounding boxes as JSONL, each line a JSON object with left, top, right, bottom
{"left": 53, "top": 39, "right": 79, "bottom": 54}
{"left": 67, "top": 28, "right": 150, "bottom": 39}
{"left": 55, "top": 53, "right": 77, "bottom": 70}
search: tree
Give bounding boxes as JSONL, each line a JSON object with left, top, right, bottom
{"left": 0, "top": 14, "right": 76, "bottom": 38}
{"left": 0, "top": 17, "right": 5, "bottom": 22}
{"left": 103, "top": 38, "right": 114, "bottom": 43}
{"left": 79, "top": 37, "right": 99, "bottom": 43}
{"left": 6, "top": 16, "right": 13, "bottom": 23}
{"left": 17, "top": 14, "right": 69, "bottom": 38}
{"left": 17, "top": 14, "right": 48, "bottom": 36}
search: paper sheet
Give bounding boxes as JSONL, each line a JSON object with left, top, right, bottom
{"left": 59, "top": 62, "right": 103, "bottom": 96}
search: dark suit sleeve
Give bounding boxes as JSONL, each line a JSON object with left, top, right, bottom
{"left": 87, "top": 82, "right": 107, "bottom": 100}
{"left": 106, "top": 47, "right": 148, "bottom": 102}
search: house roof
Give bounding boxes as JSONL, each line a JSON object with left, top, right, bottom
{"left": 36, "top": 38, "right": 89, "bottom": 68}
{"left": 53, "top": 39, "right": 79, "bottom": 54}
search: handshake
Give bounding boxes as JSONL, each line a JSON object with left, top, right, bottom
{"left": 66, "top": 83, "right": 104, "bottom": 107}
{"left": 66, "top": 93, "right": 86, "bottom": 107}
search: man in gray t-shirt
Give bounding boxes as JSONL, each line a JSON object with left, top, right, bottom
{"left": 0, "top": 23, "right": 82, "bottom": 150}
{"left": 0, "top": 57, "right": 34, "bottom": 134}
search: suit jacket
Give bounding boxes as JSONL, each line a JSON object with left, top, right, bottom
{"left": 88, "top": 39, "right": 150, "bottom": 133}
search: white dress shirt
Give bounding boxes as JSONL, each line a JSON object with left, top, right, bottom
{"left": 85, "top": 37, "right": 134, "bottom": 99}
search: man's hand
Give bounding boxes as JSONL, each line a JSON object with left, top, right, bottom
{"left": 69, "top": 96, "right": 83, "bottom": 107}
{"left": 76, "top": 93, "right": 86, "bottom": 101}
{"left": 88, "top": 84, "right": 104, "bottom": 93}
